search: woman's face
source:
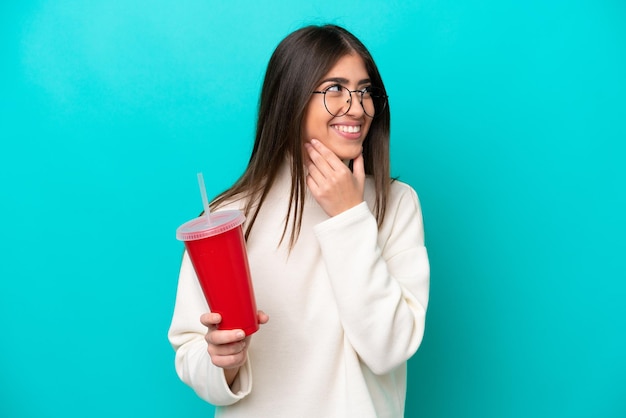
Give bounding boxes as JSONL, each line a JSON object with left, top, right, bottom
{"left": 303, "top": 54, "right": 373, "bottom": 161}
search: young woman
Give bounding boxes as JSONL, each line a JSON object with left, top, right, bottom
{"left": 168, "top": 24, "right": 430, "bottom": 417}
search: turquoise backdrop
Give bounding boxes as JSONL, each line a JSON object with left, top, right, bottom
{"left": 1, "top": 1, "right": 624, "bottom": 417}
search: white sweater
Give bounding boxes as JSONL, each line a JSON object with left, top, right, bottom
{"left": 168, "top": 164, "right": 430, "bottom": 417}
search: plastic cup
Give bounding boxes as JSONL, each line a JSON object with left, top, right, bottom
{"left": 176, "top": 210, "right": 259, "bottom": 335}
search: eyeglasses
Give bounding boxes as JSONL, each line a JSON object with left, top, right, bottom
{"left": 312, "top": 85, "right": 388, "bottom": 118}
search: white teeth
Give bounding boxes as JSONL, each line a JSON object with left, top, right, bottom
{"left": 335, "top": 125, "right": 361, "bottom": 133}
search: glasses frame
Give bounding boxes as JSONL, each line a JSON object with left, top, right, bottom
{"left": 312, "top": 85, "right": 388, "bottom": 118}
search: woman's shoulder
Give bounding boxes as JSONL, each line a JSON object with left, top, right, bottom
{"left": 389, "top": 178, "right": 417, "bottom": 195}
{"left": 364, "top": 177, "right": 420, "bottom": 202}
{"left": 388, "top": 178, "right": 422, "bottom": 212}
{"left": 210, "top": 192, "right": 250, "bottom": 213}
{"left": 363, "top": 176, "right": 423, "bottom": 216}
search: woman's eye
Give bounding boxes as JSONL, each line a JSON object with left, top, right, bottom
{"left": 326, "top": 84, "right": 343, "bottom": 92}
{"left": 361, "top": 86, "right": 373, "bottom": 98}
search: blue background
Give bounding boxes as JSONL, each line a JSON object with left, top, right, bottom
{"left": 1, "top": 1, "right": 625, "bottom": 417}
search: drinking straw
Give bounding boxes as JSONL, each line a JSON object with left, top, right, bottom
{"left": 197, "top": 172, "right": 212, "bottom": 225}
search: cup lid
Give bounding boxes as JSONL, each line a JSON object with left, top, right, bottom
{"left": 176, "top": 210, "right": 245, "bottom": 241}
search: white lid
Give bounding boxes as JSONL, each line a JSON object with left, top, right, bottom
{"left": 176, "top": 210, "right": 245, "bottom": 241}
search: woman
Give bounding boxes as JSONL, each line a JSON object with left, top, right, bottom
{"left": 168, "top": 24, "right": 430, "bottom": 417}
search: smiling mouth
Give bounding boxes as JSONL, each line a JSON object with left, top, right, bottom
{"left": 333, "top": 124, "right": 361, "bottom": 134}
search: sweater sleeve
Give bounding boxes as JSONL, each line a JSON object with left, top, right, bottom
{"left": 313, "top": 185, "right": 430, "bottom": 375}
{"left": 167, "top": 251, "right": 253, "bottom": 405}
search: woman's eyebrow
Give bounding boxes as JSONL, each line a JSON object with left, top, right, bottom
{"left": 320, "top": 77, "right": 372, "bottom": 85}
{"left": 320, "top": 77, "right": 349, "bottom": 84}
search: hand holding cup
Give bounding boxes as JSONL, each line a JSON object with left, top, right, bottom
{"left": 201, "top": 311, "right": 269, "bottom": 385}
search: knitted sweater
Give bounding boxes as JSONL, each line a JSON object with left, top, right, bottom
{"left": 168, "top": 163, "right": 430, "bottom": 417}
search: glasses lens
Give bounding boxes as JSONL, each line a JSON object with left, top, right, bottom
{"left": 323, "top": 85, "right": 351, "bottom": 117}
{"left": 361, "top": 87, "right": 386, "bottom": 118}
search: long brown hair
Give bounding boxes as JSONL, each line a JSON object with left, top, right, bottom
{"left": 210, "top": 24, "right": 391, "bottom": 248}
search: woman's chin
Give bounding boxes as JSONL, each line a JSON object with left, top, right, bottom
{"left": 320, "top": 140, "right": 363, "bottom": 162}
{"left": 334, "top": 147, "right": 362, "bottom": 162}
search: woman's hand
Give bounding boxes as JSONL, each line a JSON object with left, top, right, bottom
{"left": 200, "top": 311, "right": 269, "bottom": 386}
{"left": 305, "top": 139, "right": 365, "bottom": 217}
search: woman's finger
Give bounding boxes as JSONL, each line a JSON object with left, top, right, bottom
{"left": 305, "top": 140, "right": 333, "bottom": 175}
{"left": 206, "top": 328, "right": 246, "bottom": 346}
{"left": 257, "top": 310, "right": 270, "bottom": 324}
{"left": 200, "top": 312, "right": 222, "bottom": 327}
{"left": 208, "top": 337, "right": 247, "bottom": 357}
{"left": 309, "top": 139, "right": 345, "bottom": 171}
